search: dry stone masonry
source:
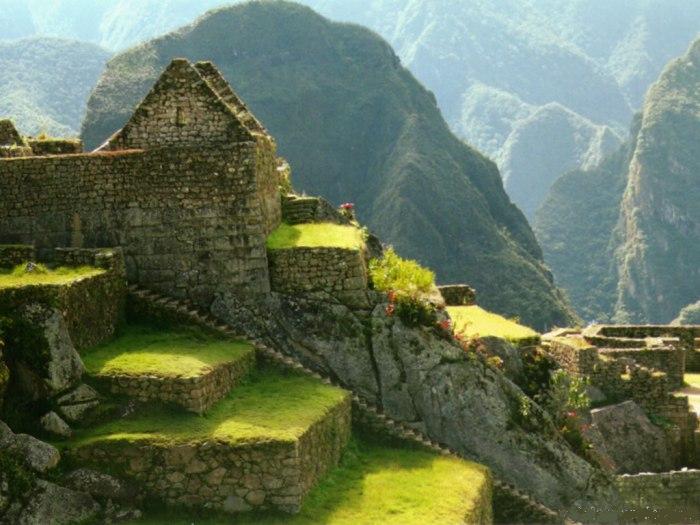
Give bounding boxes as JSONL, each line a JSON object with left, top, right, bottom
{"left": 0, "top": 59, "right": 282, "bottom": 308}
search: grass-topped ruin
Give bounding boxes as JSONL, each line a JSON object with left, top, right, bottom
{"left": 0, "top": 57, "right": 698, "bottom": 524}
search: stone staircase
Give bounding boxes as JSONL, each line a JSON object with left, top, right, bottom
{"left": 65, "top": 303, "right": 353, "bottom": 515}
{"left": 125, "top": 285, "right": 564, "bottom": 524}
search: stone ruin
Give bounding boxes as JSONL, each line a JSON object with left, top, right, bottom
{"left": 0, "top": 59, "right": 282, "bottom": 307}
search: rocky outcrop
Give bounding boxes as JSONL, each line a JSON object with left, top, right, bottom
{"left": 584, "top": 401, "right": 674, "bottom": 474}
{"left": 212, "top": 291, "right": 620, "bottom": 519}
{"left": 16, "top": 480, "right": 100, "bottom": 525}
{"left": 15, "top": 304, "right": 84, "bottom": 399}
{"left": 1, "top": 420, "right": 60, "bottom": 474}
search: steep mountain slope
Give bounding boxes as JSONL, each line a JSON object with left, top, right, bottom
{"left": 80, "top": 1, "right": 575, "bottom": 330}
{"left": 2, "top": 1, "right": 698, "bottom": 216}
{"left": 537, "top": 40, "right": 700, "bottom": 323}
{"left": 0, "top": 38, "right": 111, "bottom": 136}
{"left": 499, "top": 104, "right": 622, "bottom": 218}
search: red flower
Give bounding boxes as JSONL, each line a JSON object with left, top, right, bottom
{"left": 385, "top": 304, "right": 396, "bottom": 317}
{"left": 340, "top": 202, "right": 355, "bottom": 210}
{"left": 438, "top": 319, "right": 452, "bottom": 331}
{"left": 387, "top": 291, "right": 397, "bottom": 303}
{"left": 566, "top": 411, "right": 577, "bottom": 419}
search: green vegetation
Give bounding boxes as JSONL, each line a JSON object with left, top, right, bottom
{"left": 0, "top": 37, "right": 110, "bottom": 136}
{"left": 267, "top": 223, "right": 364, "bottom": 251}
{"left": 81, "top": 324, "right": 254, "bottom": 379}
{"left": 538, "top": 38, "right": 700, "bottom": 324}
{"left": 686, "top": 374, "right": 700, "bottom": 389}
{"left": 369, "top": 248, "right": 435, "bottom": 298}
{"left": 447, "top": 305, "right": 539, "bottom": 344}
{"left": 0, "top": 263, "right": 105, "bottom": 289}
{"left": 674, "top": 301, "right": 700, "bottom": 325}
{"left": 129, "top": 435, "right": 490, "bottom": 525}
{"left": 79, "top": 0, "right": 577, "bottom": 330}
{"left": 69, "top": 369, "right": 347, "bottom": 447}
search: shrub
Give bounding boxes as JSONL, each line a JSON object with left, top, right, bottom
{"left": 371, "top": 249, "right": 437, "bottom": 327}
{"left": 369, "top": 248, "right": 435, "bottom": 299}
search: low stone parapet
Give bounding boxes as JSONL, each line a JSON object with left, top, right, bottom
{"left": 67, "top": 395, "right": 351, "bottom": 514}
{"left": 438, "top": 284, "right": 477, "bottom": 306}
{"left": 617, "top": 469, "right": 700, "bottom": 523}
{"left": 0, "top": 244, "right": 35, "bottom": 267}
{"left": 92, "top": 351, "right": 255, "bottom": 414}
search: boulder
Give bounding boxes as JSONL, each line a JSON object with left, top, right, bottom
{"left": 64, "top": 469, "right": 132, "bottom": 502}
{"left": 584, "top": 401, "right": 674, "bottom": 474}
{"left": 2, "top": 420, "right": 60, "bottom": 474}
{"left": 39, "top": 412, "right": 73, "bottom": 439}
{"left": 17, "top": 480, "right": 100, "bottom": 525}
{"left": 16, "top": 304, "right": 84, "bottom": 398}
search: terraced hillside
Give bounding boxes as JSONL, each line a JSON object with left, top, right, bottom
{"left": 80, "top": 1, "right": 577, "bottom": 331}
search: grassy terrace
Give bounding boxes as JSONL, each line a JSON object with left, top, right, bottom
{"left": 0, "top": 263, "right": 105, "bottom": 289}
{"left": 448, "top": 305, "right": 540, "bottom": 345}
{"left": 130, "top": 436, "right": 490, "bottom": 525}
{"left": 69, "top": 369, "right": 348, "bottom": 447}
{"left": 82, "top": 324, "right": 254, "bottom": 379}
{"left": 267, "top": 223, "right": 365, "bottom": 250}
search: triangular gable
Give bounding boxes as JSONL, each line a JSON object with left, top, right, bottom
{"left": 0, "top": 119, "right": 23, "bottom": 146}
{"left": 105, "top": 58, "right": 254, "bottom": 151}
{"left": 193, "top": 61, "right": 268, "bottom": 136}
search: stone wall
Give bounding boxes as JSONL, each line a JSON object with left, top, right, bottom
{"left": 268, "top": 247, "right": 369, "bottom": 306}
{"left": 106, "top": 59, "right": 255, "bottom": 151}
{"left": 587, "top": 324, "right": 700, "bottom": 372}
{"left": 0, "top": 248, "right": 126, "bottom": 352}
{"left": 0, "top": 245, "right": 35, "bottom": 267}
{"left": 616, "top": 470, "right": 700, "bottom": 523}
{"left": 93, "top": 351, "right": 255, "bottom": 414}
{"left": 68, "top": 396, "right": 351, "bottom": 514}
{"left": 439, "top": 285, "right": 477, "bottom": 306}
{"left": 0, "top": 142, "right": 280, "bottom": 306}
{"left": 599, "top": 346, "right": 685, "bottom": 389}
{"left": 281, "top": 195, "right": 349, "bottom": 226}
{"left": 28, "top": 139, "right": 83, "bottom": 156}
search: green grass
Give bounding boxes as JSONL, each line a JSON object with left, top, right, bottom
{"left": 129, "top": 436, "right": 490, "bottom": 525}
{"left": 0, "top": 263, "right": 105, "bottom": 289}
{"left": 685, "top": 373, "right": 700, "bottom": 388}
{"left": 82, "top": 325, "right": 254, "bottom": 379}
{"left": 448, "top": 305, "right": 540, "bottom": 345}
{"left": 369, "top": 248, "right": 435, "bottom": 299}
{"left": 267, "top": 223, "right": 365, "bottom": 250}
{"left": 68, "top": 369, "right": 348, "bottom": 447}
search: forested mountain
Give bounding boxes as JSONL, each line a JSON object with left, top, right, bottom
{"left": 80, "top": 1, "right": 576, "bottom": 330}
{"left": 2, "top": 0, "right": 698, "bottom": 217}
{"left": 536, "top": 39, "right": 700, "bottom": 324}
{"left": 0, "top": 38, "right": 110, "bottom": 136}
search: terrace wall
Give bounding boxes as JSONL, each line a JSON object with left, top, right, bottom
{"left": 68, "top": 396, "right": 351, "bottom": 514}
{"left": 268, "top": 247, "right": 369, "bottom": 307}
{"left": 0, "top": 140, "right": 281, "bottom": 307}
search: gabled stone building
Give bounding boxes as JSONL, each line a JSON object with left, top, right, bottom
{"left": 0, "top": 59, "right": 282, "bottom": 305}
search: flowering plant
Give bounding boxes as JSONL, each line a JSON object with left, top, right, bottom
{"left": 339, "top": 202, "right": 356, "bottom": 221}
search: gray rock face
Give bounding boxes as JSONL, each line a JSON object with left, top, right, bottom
{"left": 64, "top": 469, "right": 132, "bottom": 502}
{"left": 17, "top": 304, "right": 84, "bottom": 398}
{"left": 57, "top": 384, "right": 101, "bottom": 423}
{"left": 18, "top": 480, "right": 100, "bottom": 525}
{"left": 39, "top": 411, "right": 73, "bottom": 439}
{"left": 212, "top": 292, "right": 620, "bottom": 518}
{"left": 1, "top": 421, "right": 61, "bottom": 474}
{"left": 585, "top": 401, "right": 674, "bottom": 474}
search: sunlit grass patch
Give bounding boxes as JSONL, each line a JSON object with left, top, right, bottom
{"left": 70, "top": 369, "right": 348, "bottom": 447}
{"left": 82, "top": 324, "right": 254, "bottom": 379}
{"left": 0, "top": 263, "right": 105, "bottom": 289}
{"left": 448, "top": 305, "right": 540, "bottom": 345}
{"left": 128, "top": 436, "right": 490, "bottom": 525}
{"left": 267, "top": 223, "right": 365, "bottom": 250}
